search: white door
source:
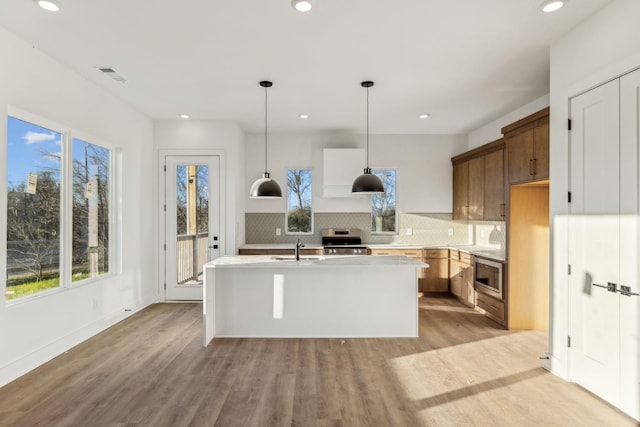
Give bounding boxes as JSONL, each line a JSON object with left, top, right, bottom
{"left": 164, "top": 155, "right": 221, "bottom": 300}
{"left": 569, "top": 69, "right": 640, "bottom": 420}
{"left": 619, "top": 69, "right": 640, "bottom": 419}
{"left": 569, "top": 79, "right": 621, "bottom": 405}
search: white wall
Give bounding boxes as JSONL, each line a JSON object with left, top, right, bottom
{"left": 549, "top": 0, "right": 640, "bottom": 379}
{"left": 466, "top": 94, "right": 550, "bottom": 151}
{"left": 245, "top": 132, "right": 467, "bottom": 214}
{"left": 153, "top": 121, "right": 246, "bottom": 255}
{"left": 0, "top": 26, "right": 155, "bottom": 387}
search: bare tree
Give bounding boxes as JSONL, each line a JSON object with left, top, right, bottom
{"left": 287, "top": 170, "right": 312, "bottom": 232}
{"left": 6, "top": 172, "right": 60, "bottom": 281}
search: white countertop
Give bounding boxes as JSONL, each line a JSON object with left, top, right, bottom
{"left": 206, "top": 255, "right": 428, "bottom": 269}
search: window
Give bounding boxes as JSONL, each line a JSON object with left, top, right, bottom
{"left": 286, "top": 169, "right": 313, "bottom": 234}
{"left": 72, "top": 139, "right": 111, "bottom": 281}
{"left": 371, "top": 169, "right": 396, "bottom": 233}
{"left": 5, "top": 114, "right": 114, "bottom": 301}
{"left": 6, "top": 117, "right": 62, "bottom": 299}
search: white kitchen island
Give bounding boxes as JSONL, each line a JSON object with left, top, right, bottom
{"left": 203, "top": 255, "right": 427, "bottom": 346}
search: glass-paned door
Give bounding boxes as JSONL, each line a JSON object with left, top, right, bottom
{"left": 164, "top": 155, "right": 220, "bottom": 300}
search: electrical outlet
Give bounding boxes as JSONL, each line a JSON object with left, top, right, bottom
{"left": 406, "top": 228, "right": 413, "bottom": 236}
{"left": 448, "top": 228, "right": 454, "bottom": 237}
{"left": 276, "top": 228, "right": 281, "bottom": 236}
{"left": 480, "top": 229, "right": 485, "bottom": 238}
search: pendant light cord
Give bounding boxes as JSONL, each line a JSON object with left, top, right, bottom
{"left": 366, "top": 84, "right": 369, "bottom": 168}
{"left": 264, "top": 85, "right": 268, "bottom": 175}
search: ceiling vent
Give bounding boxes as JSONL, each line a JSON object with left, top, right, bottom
{"left": 96, "top": 66, "right": 127, "bottom": 83}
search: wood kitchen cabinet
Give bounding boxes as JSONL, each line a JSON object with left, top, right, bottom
{"left": 503, "top": 107, "right": 549, "bottom": 184}
{"left": 449, "top": 250, "right": 474, "bottom": 306}
{"left": 476, "top": 291, "right": 506, "bottom": 325}
{"left": 467, "top": 157, "right": 484, "bottom": 220}
{"left": 452, "top": 162, "right": 469, "bottom": 220}
{"left": 483, "top": 149, "right": 506, "bottom": 220}
{"left": 422, "top": 249, "right": 449, "bottom": 292}
{"left": 451, "top": 139, "right": 506, "bottom": 221}
{"left": 371, "top": 248, "right": 425, "bottom": 290}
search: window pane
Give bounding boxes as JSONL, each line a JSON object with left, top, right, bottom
{"left": 176, "top": 164, "right": 208, "bottom": 285}
{"left": 6, "top": 116, "right": 62, "bottom": 299}
{"left": 371, "top": 169, "right": 396, "bottom": 233}
{"left": 286, "top": 169, "right": 313, "bottom": 233}
{"left": 72, "top": 139, "right": 110, "bottom": 281}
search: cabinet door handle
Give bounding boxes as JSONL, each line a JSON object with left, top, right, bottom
{"left": 500, "top": 203, "right": 505, "bottom": 217}
{"left": 532, "top": 158, "right": 537, "bottom": 176}
{"left": 529, "top": 159, "right": 534, "bottom": 176}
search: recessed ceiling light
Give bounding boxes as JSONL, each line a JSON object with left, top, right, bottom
{"left": 298, "top": 114, "right": 310, "bottom": 119}
{"left": 540, "top": 0, "right": 566, "bottom": 13}
{"left": 34, "top": 0, "right": 60, "bottom": 12}
{"left": 291, "top": 0, "right": 313, "bottom": 12}
{"left": 419, "top": 114, "right": 430, "bottom": 119}
{"left": 179, "top": 114, "right": 190, "bottom": 119}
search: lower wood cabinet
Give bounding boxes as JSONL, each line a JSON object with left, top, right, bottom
{"left": 476, "top": 291, "right": 506, "bottom": 326}
{"left": 423, "top": 249, "right": 449, "bottom": 292}
{"left": 449, "top": 251, "right": 474, "bottom": 307}
{"left": 370, "top": 248, "right": 425, "bottom": 290}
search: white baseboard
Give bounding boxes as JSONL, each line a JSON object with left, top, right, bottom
{"left": 0, "top": 301, "right": 152, "bottom": 388}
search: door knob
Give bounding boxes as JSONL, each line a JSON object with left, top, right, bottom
{"left": 209, "top": 244, "right": 218, "bottom": 249}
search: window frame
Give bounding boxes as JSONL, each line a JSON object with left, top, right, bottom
{"left": 370, "top": 168, "right": 398, "bottom": 235}
{"left": 5, "top": 107, "right": 118, "bottom": 306}
{"left": 285, "top": 168, "right": 314, "bottom": 235}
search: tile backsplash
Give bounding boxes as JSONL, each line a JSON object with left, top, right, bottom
{"left": 245, "top": 212, "right": 505, "bottom": 249}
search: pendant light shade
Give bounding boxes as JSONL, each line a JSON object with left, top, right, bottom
{"left": 250, "top": 81, "right": 283, "bottom": 199}
{"left": 352, "top": 81, "right": 384, "bottom": 194}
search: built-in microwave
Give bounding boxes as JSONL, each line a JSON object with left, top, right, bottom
{"left": 474, "top": 257, "right": 503, "bottom": 299}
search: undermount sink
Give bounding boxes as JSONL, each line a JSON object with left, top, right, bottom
{"left": 271, "top": 256, "right": 324, "bottom": 261}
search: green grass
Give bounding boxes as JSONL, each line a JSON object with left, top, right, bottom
{"left": 5, "top": 270, "right": 94, "bottom": 300}
{"left": 5, "top": 277, "right": 61, "bottom": 300}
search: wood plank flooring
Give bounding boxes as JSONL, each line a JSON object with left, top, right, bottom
{"left": 0, "top": 294, "right": 636, "bottom": 426}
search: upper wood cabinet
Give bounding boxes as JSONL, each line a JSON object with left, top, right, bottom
{"left": 483, "top": 149, "right": 505, "bottom": 220}
{"left": 452, "top": 162, "right": 469, "bottom": 220}
{"left": 468, "top": 157, "right": 484, "bottom": 220}
{"left": 503, "top": 107, "right": 550, "bottom": 184}
{"left": 451, "top": 138, "right": 506, "bottom": 221}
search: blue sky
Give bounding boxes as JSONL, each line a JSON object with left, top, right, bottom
{"left": 6, "top": 116, "right": 62, "bottom": 187}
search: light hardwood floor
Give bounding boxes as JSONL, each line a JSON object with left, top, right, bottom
{"left": 0, "top": 294, "right": 636, "bottom": 426}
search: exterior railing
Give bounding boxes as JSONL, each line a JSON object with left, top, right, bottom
{"left": 176, "top": 232, "right": 209, "bottom": 284}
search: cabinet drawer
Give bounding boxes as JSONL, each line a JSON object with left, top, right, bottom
{"left": 398, "top": 249, "right": 422, "bottom": 259}
{"left": 476, "top": 292, "right": 505, "bottom": 322}
{"left": 459, "top": 252, "right": 472, "bottom": 264}
{"left": 449, "top": 250, "right": 460, "bottom": 260}
{"left": 371, "top": 248, "right": 422, "bottom": 259}
{"left": 425, "top": 249, "right": 448, "bottom": 259}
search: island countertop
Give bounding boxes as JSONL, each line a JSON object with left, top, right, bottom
{"left": 206, "top": 254, "right": 428, "bottom": 269}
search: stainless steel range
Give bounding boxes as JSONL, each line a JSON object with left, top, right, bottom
{"left": 322, "top": 228, "right": 369, "bottom": 255}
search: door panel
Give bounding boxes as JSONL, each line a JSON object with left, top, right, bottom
{"left": 165, "top": 156, "right": 220, "bottom": 300}
{"left": 619, "top": 69, "right": 640, "bottom": 419}
{"left": 569, "top": 79, "right": 621, "bottom": 405}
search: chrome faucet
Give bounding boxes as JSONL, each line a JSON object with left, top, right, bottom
{"left": 295, "top": 239, "right": 305, "bottom": 261}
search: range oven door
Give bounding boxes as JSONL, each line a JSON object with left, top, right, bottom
{"left": 474, "top": 257, "right": 503, "bottom": 299}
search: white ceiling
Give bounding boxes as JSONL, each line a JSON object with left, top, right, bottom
{"left": 0, "top": 0, "right": 612, "bottom": 135}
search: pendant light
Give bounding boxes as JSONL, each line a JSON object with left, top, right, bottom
{"left": 352, "top": 81, "right": 384, "bottom": 194}
{"left": 250, "top": 81, "right": 283, "bottom": 198}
